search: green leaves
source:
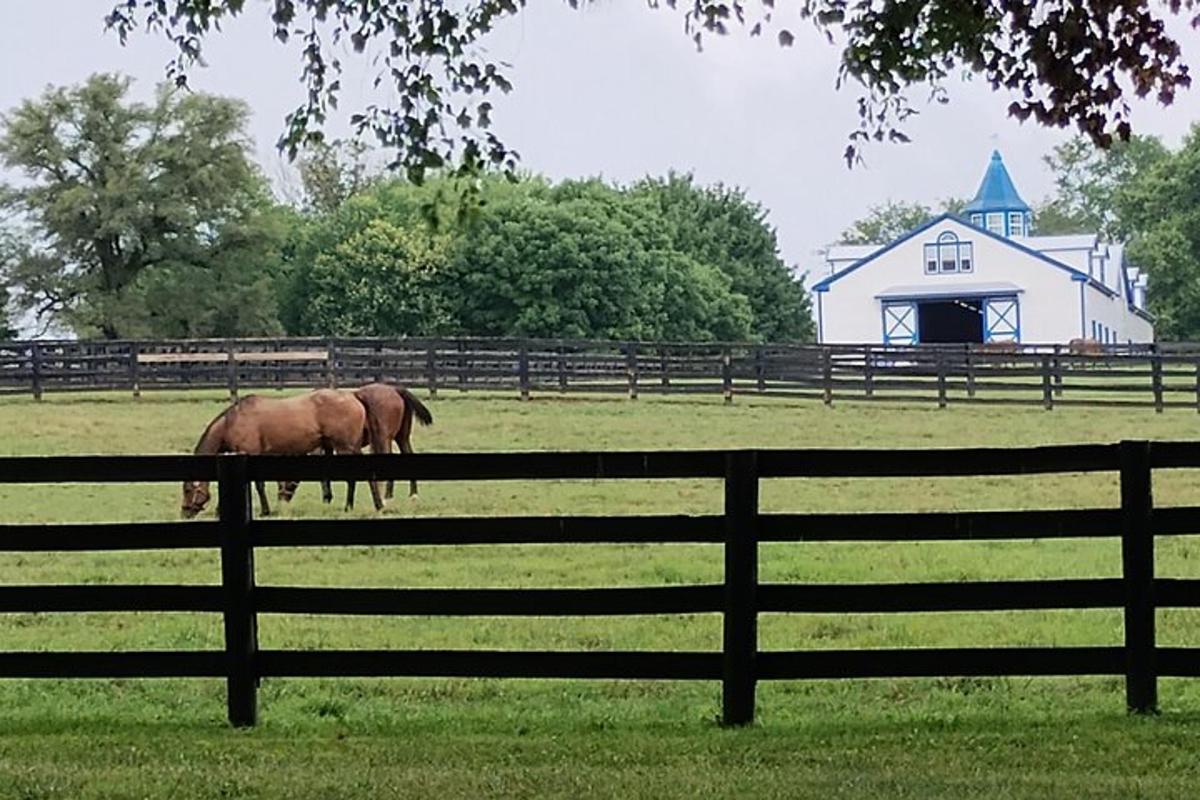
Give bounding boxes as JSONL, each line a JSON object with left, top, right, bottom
{"left": 0, "top": 73, "right": 287, "bottom": 338}
{"left": 105, "top": 2, "right": 1200, "bottom": 175}
{"left": 286, "top": 172, "right": 809, "bottom": 342}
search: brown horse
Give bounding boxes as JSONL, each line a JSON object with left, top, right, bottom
{"left": 181, "top": 389, "right": 382, "bottom": 518}
{"left": 278, "top": 383, "right": 433, "bottom": 503}
{"left": 1068, "top": 337, "right": 1104, "bottom": 356}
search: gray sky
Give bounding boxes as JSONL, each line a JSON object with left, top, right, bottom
{"left": 5, "top": 1, "right": 1200, "bottom": 276}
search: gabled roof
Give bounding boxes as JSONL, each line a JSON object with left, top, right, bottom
{"left": 811, "top": 213, "right": 1115, "bottom": 298}
{"left": 963, "top": 151, "right": 1031, "bottom": 214}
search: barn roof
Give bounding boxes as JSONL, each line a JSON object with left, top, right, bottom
{"left": 963, "top": 151, "right": 1031, "bottom": 214}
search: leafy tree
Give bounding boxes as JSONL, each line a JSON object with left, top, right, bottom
{"left": 1114, "top": 129, "right": 1200, "bottom": 340}
{"left": 299, "top": 219, "right": 453, "bottom": 337}
{"left": 106, "top": 2, "right": 1199, "bottom": 177}
{"left": 630, "top": 173, "right": 810, "bottom": 341}
{"left": 111, "top": 203, "right": 296, "bottom": 338}
{"left": 288, "top": 175, "right": 763, "bottom": 341}
{"left": 297, "top": 139, "right": 381, "bottom": 215}
{"left": 1034, "top": 135, "right": 1169, "bottom": 237}
{"left": 0, "top": 73, "right": 287, "bottom": 338}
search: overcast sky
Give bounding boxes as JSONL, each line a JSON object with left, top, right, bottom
{"left": 5, "top": 1, "right": 1200, "bottom": 276}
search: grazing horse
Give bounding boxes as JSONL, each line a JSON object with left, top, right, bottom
{"left": 181, "top": 389, "right": 382, "bottom": 519}
{"left": 278, "top": 383, "right": 434, "bottom": 504}
{"left": 1068, "top": 337, "right": 1104, "bottom": 356}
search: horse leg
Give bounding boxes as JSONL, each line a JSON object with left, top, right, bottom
{"left": 345, "top": 442, "right": 384, "bottom": 513}
{"left": 255, "top": 480, "right": 272, "bottom": 517}
{"left": 320, "top": 445, "right": 334, "bottom": 504}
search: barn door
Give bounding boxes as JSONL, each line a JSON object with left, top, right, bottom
{"left": 984, "top": 296, "right": 1020, "bottom": 342}
{"left": 882, "top": 302, "right": 917, "bottom": 345}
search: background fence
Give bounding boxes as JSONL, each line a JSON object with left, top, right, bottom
{"left": 3, "top": 337, "right": 1200, "bottom": 410}
{"left": 0, "top": 441, "right": 1198, "bottom": 726}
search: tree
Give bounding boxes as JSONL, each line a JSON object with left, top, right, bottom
{"left": 296, "top": 139, "right": 381, "bottom": 215}
{"left": 0, "top": 73, "right": 287, "bottom": 338}
{"left": 106, "top": 2, "right": 1200, "bottom": 178}
{"left": 298, "top": 219, "right": 453, "bottom": 337}
{"left": 1113, "top": 129, "right": 1200, "bottom": 340}
{"left": 838, "top": 198, "right": 969, "bottom": 245}
{"left": 287, "top": 174, "right": 765, "bottom": 342}
{"left": 1034, "top": 135, "right": 1169, "bottom": 237}
{"left": 445, "top": 179, "right": 756, "bottom": 341}
{"left": 630, "top": 172, "right": 811, "bottom": 341}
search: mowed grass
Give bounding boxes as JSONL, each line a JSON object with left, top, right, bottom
{"left": 2, "top": 389, "right": 1200, "bottom": 798}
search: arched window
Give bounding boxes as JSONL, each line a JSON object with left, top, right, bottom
{"left": 923, "top": 232, "right": 974, "bottom": 274}
{"left": 938, "top": 232, "right": 958, "bottom": 273}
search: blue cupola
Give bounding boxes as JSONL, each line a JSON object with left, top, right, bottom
{"left": 963, "top": 150, "right": 1032, "bottom": 238}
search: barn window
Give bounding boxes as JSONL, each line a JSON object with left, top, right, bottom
{"left": 985, "top": 213, "right": 1004, "bottom": 235}
{"left": 925, "top": 232, "right": 973, "bottom": 274}
{"left": 970, "top": 213, "right": 983, "bottom": 227}
{"left": 1008, "top": 212, "right": 1025, "bottom": 237}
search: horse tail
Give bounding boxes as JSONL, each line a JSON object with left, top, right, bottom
{"left": 397, "top": 387, "right": 433, "bottom": 426}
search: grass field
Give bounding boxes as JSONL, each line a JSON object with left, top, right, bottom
{"left": 2, "top": 390, "right": 1200, "bottom": 798}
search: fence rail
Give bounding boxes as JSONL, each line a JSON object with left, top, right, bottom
{"left": 4, "top": 336, "right": 1200, "bottom": 410}
{"left": 1, "top": 441, "right": 1199, "bottom": 726}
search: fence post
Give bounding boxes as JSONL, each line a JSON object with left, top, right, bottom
{"left": 426, "top": 343, "right": 439, "bottom": 399}
{"left": 374, "top": 342, "right": 384, "bottom": 384}
{"left": 325, "top": 339, "right": 337, "bottom": 389}
{"left": 822, "top": 347, "right": 833, "bottom": 406}
{"left": 1041, "top": 356, "right": 1053, "bottom": 410}
{"left": 226, "top": 341, "right": 238, "bottom": 401}
{"left": 458, "top": 340, "right": 468, "bottom": 393}
{"left": 1151, "top": 353, "right": 1164, "bottom": 413}
{"left": 863, "top": 346, "right": 874, "bottom": 398}
{"left": 558, "top": 345, "right": 569, "bottom": 394}
{"left": 626, "top": 342, "right": 639, "bottom": 401}
{"left": 518, "top": 344, "right": 530, "bottom": 401}
{"left": 965, "top": 346, "right": 976, "bottom": 398}
{"left": 218, "top": 454, "right": 258, "bottom": 727}
{"left": 1053, "top": 344, "right": 1064, "bottom": 397}
{"left": 722, "top": 348, "right": 733, "bottom": 405}
{"left": 722, "top": 450, "right": 758, "bottom": 726}
{"left": 1194, "top": 359, "right": 1200, "bottom": 414}
{"left": 30, "top": 341, "right": 42, "bottom": 401}
{"left": 1119, "top": 440, "right": 1157, "bottom": 714}
{"left": 755, "top": 346, "right": 766, "bottom": 394}
{"left": 129, "top": 341, "right": 141, "bottom": 399}
{"left": 660, "top": 348, "right": 670, "bottom": 389}
{"left": 936, "top": 351, "right": 948, "bottom": 409}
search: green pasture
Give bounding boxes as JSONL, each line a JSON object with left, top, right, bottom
{"left": 1, "top": 390, "right": 1200, "bottom": 798}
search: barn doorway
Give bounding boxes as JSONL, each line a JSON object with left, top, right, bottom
{"left": 918, "top": 299, "right": 983, "bottom": 344}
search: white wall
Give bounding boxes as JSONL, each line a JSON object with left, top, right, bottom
{"left": 815, "top": 217, "right": 1154, "bottom": 344}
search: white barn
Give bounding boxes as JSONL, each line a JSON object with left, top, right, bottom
{"left": 812, "top": 152, "right": 1153, "bottom": 345}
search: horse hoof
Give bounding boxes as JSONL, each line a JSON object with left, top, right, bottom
{"left": 409, "top": 493, "right": 420, "bottom": 502}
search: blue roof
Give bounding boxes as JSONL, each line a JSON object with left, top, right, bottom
{"left": 962, "top": 150, "right": 1031, "bottom": 214}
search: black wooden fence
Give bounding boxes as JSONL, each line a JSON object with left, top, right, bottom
{"left": 2, "top": 336, "right": 1199, "bottom": 411}
{"left": 1, "top": 441, "right": 1199, "bottom": 726}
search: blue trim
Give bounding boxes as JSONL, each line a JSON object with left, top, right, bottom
{"left": 816, "top": 291, "right": 824, "bottom": 343}
{"left": 813, "top": 214, "right": 949, "bottom": 291}
{"left": 1079, "top": 281, "right": 1087, "bottom": 339}
{"left": 984, "top": 295, "right": 1020, "bottom": 342}
{"left": 813, "top": 212, "right": 1117, "bottom": 297}
{"left": 881, "top": 301, "right": 917, "bottom": 345}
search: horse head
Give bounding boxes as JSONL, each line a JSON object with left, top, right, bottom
{"left": 181, "top": 480, "right": 212, "bottom": 519}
